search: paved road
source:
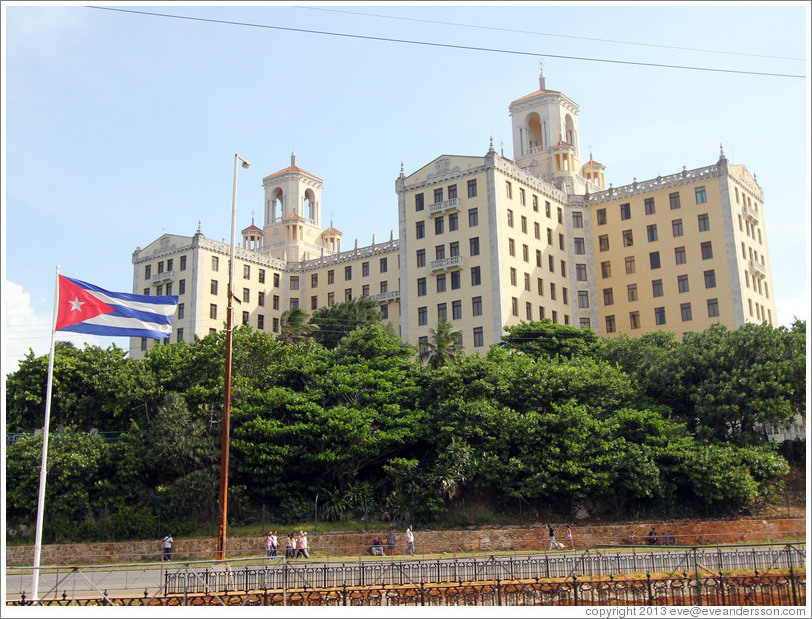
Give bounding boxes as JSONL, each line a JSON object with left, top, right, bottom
{"left": 6, "top": 545, "right": 805, "bottom": 604}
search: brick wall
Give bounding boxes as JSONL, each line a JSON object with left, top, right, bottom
{"left": 6, "top": 517, "right": 804, "bottom": 566}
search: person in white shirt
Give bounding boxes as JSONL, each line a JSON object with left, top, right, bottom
{"left": 162, "top": 535, "right": 173, "bottom": 561}
{"left": 406, "top": 526, "right": 415, "bottom": 555}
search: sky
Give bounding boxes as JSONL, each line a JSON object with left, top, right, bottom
{"left": 2, "top": 1, "right": 810, "bottom": 375}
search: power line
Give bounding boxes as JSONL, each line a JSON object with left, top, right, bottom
{"left": 297, "top": 5, "right": 806, "bottom": 63}
{"left": 86, "top": 6, "right": 805, "bottom": 79}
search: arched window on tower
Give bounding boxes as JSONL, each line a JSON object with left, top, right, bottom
{"left": 304, "top": 188, "right": 316, "bottom": 222}
{"left": 565, "top": 115, "right": 576, "bottom": 148}
{"left": 270, "top": 188, "right": 283, "bottom": 221}
{"left": 526, "top": 113, "right": 543, "bottom": 152}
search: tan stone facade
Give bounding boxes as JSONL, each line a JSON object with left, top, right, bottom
{"left": 130, "top": 75, "right": 776, "bottom": 359}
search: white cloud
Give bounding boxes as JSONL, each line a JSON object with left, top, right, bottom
{"left": 776, "top": 295, "right": 810, "bottom": 328}
{"left": 2, "top": 280, "right": 105, "bottom": 374}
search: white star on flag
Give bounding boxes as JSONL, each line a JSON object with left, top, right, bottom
{"left": 69, "top": 296, "right": 85, "bottom": 312}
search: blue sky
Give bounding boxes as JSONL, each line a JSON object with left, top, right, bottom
{"left": 2, "top": 2, "right": 809, "bottom": 373}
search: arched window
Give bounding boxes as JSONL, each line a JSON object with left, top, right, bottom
{"left": 565, "top": 114, "right": 576, "bottom": 148}
{"left": 526, "top": 113, "right": 543, "bottom": 151}
{"left": 269, "top": 188, "right": 283, "bottom": 221}
{"left": 304, "top": 188, "right": 316, "bottom": 222}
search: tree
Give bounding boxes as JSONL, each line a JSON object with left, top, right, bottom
{"left": 419, "top": 318, "right": 463, "bottom": 369}
{"left": 500, "top": 320, "right": 601, "bottom": 360}
{"left": 277, "top": 307, "right": 314, "bottom": 346}
{"left": 308, "top": 297, "right": 381, "bottom": 349}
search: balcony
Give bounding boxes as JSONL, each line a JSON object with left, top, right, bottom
{"left": 371, "top": 290, "right": 400, "bottom": 302}
{"left": 430, "top": 256, "right": 463, "bottom": 273}
{"left": 749, "top": 259, "right": 766, "bottom": 278}
{"left": 743, "top": 204, "right": 759, "bottom": 223}
{"left": 151, "top": 270, "right": 174, "bottom": 284}
{"left": 428, "top": 197, "right": 460, "bottom": 216}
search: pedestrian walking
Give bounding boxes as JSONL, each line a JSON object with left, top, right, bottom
{"left": 296, "top": 531, "right": 310, "bottom": 559}
{"left": 162, "top": 534, "right": 173, "bottom": 561}
{"left": 266, "top": 531, "right": 278, "bottom": 557}
{"left": 566, "top": 524, "right": 574, "bottom": 549}
{"left": 547, "top": 524, "right": 558, "bottom": 551}
{"left": 285, "top": 533, "right": 295, "bottom": 558}
{"left": 406, "top": 525, "right": 415, "bottom": 555}
{"left": 386, "top": 530, "right": 396, "bottom": 556}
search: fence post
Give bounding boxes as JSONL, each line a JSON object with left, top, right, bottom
{"left": 646, "top": 572, "right": 653, "bottom": 605}
{"left": 786, "top": 544, "right": 799, "bottom": 606}
{"left": 497, "top": 578, "right": 502, "bottom": 606}
{"left": 693, "top": 547, "right": 702, "bottom": 607}
{"left": 719, "top": 570, "right": 726, "bottom": 606}
{"left": 420, "top": 581, "right": 425, "bottom": 606}
{"left": 572, "top": 575, "right": 578, "bottom": 606}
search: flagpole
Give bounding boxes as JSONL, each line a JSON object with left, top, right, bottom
{"left": 32, "top": 265, "right": 61, "bottom": 603}
{"left": 217, "top": 154, "right": 249, "bottom": 561}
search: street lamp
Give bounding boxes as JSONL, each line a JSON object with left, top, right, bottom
{"left": 217, "top": 153, "right": 250, "bottom": 561}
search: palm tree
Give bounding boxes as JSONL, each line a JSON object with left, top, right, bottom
{"left": 277, "top": 307, "right": 314, "bottom": 346}
{"left": 419, "top": 318, "right": 463, "bottom": 369}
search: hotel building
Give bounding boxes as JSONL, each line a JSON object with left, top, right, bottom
{"left": 130, "top": 74, "right": 776, "bottom": 359}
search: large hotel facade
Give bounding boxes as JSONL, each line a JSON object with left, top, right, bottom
{"left": 130, "top": 75, "right": 776, "bottom": 359}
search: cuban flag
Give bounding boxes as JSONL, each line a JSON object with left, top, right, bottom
{"left": 55, "top": 275, "right": 179, "bottom": 340}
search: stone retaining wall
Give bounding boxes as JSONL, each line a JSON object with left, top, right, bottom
{"left": 6, "top": 517, "right": 804, "bottom": 566}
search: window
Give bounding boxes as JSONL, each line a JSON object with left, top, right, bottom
{"left": 274, "top": 273, "right": 280, "bottom": 287}
{"left": 469, "top": 208, "right": 479, "bottom": 226}
{"left": 417, "top": 277, "right": 426, "bottom": 296}
{"left": 672, "top": 219, "right": 684, "bottom": 237}
{"left": 526, "top": 302, "right": 533, "bottom": 320}
{"left": 418, "top": 306, "right": 428, "bottom": 326}
{"left": 472, "top": 296, "right": 483, "bottom": 316}
{"left": 698, "top": 213, "right": 710, "bottom": 232}
{"left": 212, "top": 256, "right": 219, "bottom": 271}
{"left": 552, "top": 310, "right": 558, "bottom": 324}
{"left": 534, "top": 222, "right": 540, "bottom": 239}
{"left": 179, "top": 279, "right": 186, "bottom": 295}
{"left": 545, "top": 201, "right": 551, "bottom": 218}
{"left": 344, "top": 289, "right": 352, "bottom": 302}
{"left": 257, "top": 315, "right": 264, "bottom": 330}
{"left": 605, "top": 315, "right": 616, "bottom": 333}
{"left": 625, "top": 256, "right": 636, "bottom": 274}
{"left": 654, "top": 306, "right": 666, "bottom": 325}
{"left": 620, "top": 203, "right": 631, "bottom": 220}
{"left": 627, "top": 284, "right": 638, "bottom": 302}
{"left": 157, "top": 261, "right": 164, "bottom": 274}
{"left": 448, "top": 184, "right": 457, "bottom": 200}
{"left": 435, "top": 216, "right": 445, "bottom": 235}
{"left": 707, "top": 298, "right": 720, "bottom": 318}
{"left": 695, "top": 186, "right": 707, "bottom": 204}
{"left": 557, "top": 207, "right": 562, "bottom": 224}
{"left": 629, "top": 311, "right": 641, "bottom": 330}
{"left": 450, "top": 241, "right": 460, "bottom": 257}
{"left": 547, "top": 228, "right": 553, "bottom": 245}
{"left": 156, "top": 284, "right": 163, "bottom": 296}
{"left": 507, "top": 210, "right": 514, "bottom": 228}
{"left": 291, "top": 276, "right": 300, "bottom": 290}
{"left": 327, "top": 269, "right": 335, "bottom": 285}
{"left": 622, "top": 229, "right": 634, "bottom": 247}
{"left": 473, "top": 327, "right": 484, "bottom": 347}
{"left": 344, "top": 266, "right": 352, "bottom": 281}
{"left": 509, "top": 267, "right": 517, "bottom": 286}
{"left": 511, "top": 297, "right": 519, "bottom": 316}
{"left": 452, "top": 300, "right": 462, "bottom": 320}
{"left": 165, "top": 283, "right": 172, "bottom": 296}
{"left": 437, "top": 302, "right": 447, "bottom": 321}
{"left": 574, "top": 238, "right": 585, "bottom": 254}
{"left": 506, "top": 181, "right": 512, "bottom": 199}
{"left": 572, "top": 212, "right": 584, "bottom": 228}
{"left": 649, "top": 251, "right": 661, "bottom": 269}
{"left": 522, "top": 244, "right": 529, "bottom": 262}
{"left": 380, "top": 281, "right": 388, "bottom": 294}
{"left": 210, "top": 304, "right": 217, "bottom": 319}
{"left": 669, "top": 192, "right": 681, "bottom": 210}
{"left": 680, "top": 302, "right": 693, "bottom": 322}
{"left": 599, "top": 235, "right": 609, "bottom": 251}
{"left": 469, "top": 237, "right": 480, "bottom": 256}
{"left": 580, "top": 318, "right": 591, "bottom": 328}
{"left": 601, "top": 261, "right": 612, "bottom": 278}
{"left": 508, "top": 238, "right": 515, "bottom": 256}
{"left": 416, "top": 249, "right": 426, "bottom": 267}
{"left": 180, "top": 255, "right": 187, "bottom": 270}
{"left": 211, "top": 279, "right": 218, "bottom": 295}
{"left": 327, "top": 292, "right": 334, "bottom": 307}
{"left": 644, "top": 197, "right": 655, "bottom": 215}
{"left": 536, "top": 250, "right": 542, "bottom": 267}
{"left": 519, "top": 188, "right": 526, "bottom": 206}
{"left": 434, "top": 188, "right": 443, "bottom": 203}
{"left": 704, "top": 269, "right": 716, "bottom": 288}
{"left": 521, "top": 215, "right": 527, "bottom": 233}
{"left": 596, "top": 208, "right": 607, "bottom": 225}
{"left": 603, "top": 288, "right": 614, "bottom": 306}
{"left": 243, "top": 288, "right": 250, "bottom": 303}
{"left": 532, "top": 195, "right": 538, "bottom": 211}
{"left": 471, "top": 266, "right": 481, "bottom": 286}
{"left": 467, "top": 179, "right": 477, "bottom": 198}
{"left": 578, "top": 290, "right": 590, "bottom": 308}
{"left": 548, "top": 255, "right": 555, "bottom": 272}
{"left": 258, "top": 291, "right": 265, "bottom": 306}
{"left": 243, "top": 265, "right": 250, "bottom": 279}
{"left": 576, "top": 263, "right": 587, "bottom": 281}
{"left": 675, "top": 246, "right": 687, "bottom": 265}
{"left": 176, "top": 328, "right": 184, "bottom": 343}
{"left": 524, "top": 272, "right": 531, "bottom": 291}
{"left": 560, "top": 260, "right": 567, "bottom": 277}
{"left": 416, "top": 221, "right": 425, "bottom": 239}
{"left": 652, "top": 279, "right": 663, "bottom": 297}
{"left": 550, "top": 283, "right": 557, "bottom": 301}
{"left": 362, "top": 262, "right": 370, "bottom": 277}
{"left": 436, "top": 273, "right": 447, "bottom": 293}
{"left": 273, "top": 295, "right": 280, "bottom": 310}
{"left": 167, "top": 259, "right": 173, "bottom": 272}
{"left": 177, "top": 303, "right": 185, "bottom": 319}
{"left": 242, "top": 311, "right": 249, "bottom": 325}
{"left": 435, "top": 245, "right": 445, "bottom": 261}
{"left": 415, "top": 193, "right": 424, "bottom": 211}
{"left": 449, "top": 212, "right": 458, "bottom": 231}
{"left": 677, "top": 274, "right": 689, "bottom": 293}
{"left": 700, "top": 241, "right": 713, "bottom": 260}
{"left": 259, "top": 268, "right": 265, "bottom": 284}
{"left": 646, "top": 224, "right": 658, "bottom": 242}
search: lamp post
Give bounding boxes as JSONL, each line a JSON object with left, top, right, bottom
{"left": 217, "top": 153, "right": 250, "bottom": 561}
